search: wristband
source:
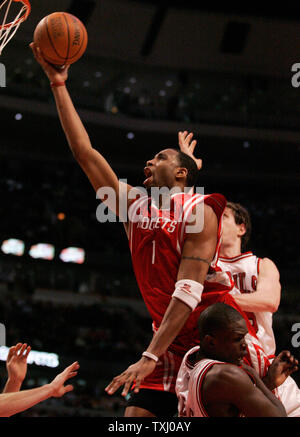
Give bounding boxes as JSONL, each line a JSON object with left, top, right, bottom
{"left": 172, "top": 279, "right": 204, "bottom": 311}
{"left": 50, "top": 81, "right": 65, "bottom": 88}
{"left": 142, "top": 351, "right": 159, "bottom": 363}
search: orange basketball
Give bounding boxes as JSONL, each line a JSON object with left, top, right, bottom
{"left": 33, "top": 12, "right": 88, "bottom": 66}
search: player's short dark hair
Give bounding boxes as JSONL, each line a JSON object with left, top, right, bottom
{"left": 176, "top": 150, "right": 198, "bottom": 188}
{"left": 198, "top": 303, "right": 243, "bottom": 341}
{"left": 226, "top": 202, "right": 252, "bottom": 252}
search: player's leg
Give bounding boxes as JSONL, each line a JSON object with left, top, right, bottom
{"left": 125, "top": 405, "right": 156, "bottom": 417}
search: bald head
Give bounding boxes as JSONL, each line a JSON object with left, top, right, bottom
{"left": 198, "top": 303, "right": 244, "bottom": 342}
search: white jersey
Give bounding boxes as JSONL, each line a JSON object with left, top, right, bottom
{"left": 218, "top": 252, "right": 276, "bottom": 357}
{"left": 176, "top": 346, "right": 226, "bottom": 417}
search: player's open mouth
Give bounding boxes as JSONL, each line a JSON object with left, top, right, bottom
{"left": 143, "top": 167, "right": 153, "bottom": 186}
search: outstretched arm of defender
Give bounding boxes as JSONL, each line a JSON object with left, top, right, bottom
{"left": 105, "top": 204, "right": 218, "bottom": 396}
{"left": 232, "top": 258, "right": 281, "bottom": 313}
{"left": 0, "top": 361, "right": 79, "bottom": 417}
{"left": 30, "top": 43, "right": 132, "bottom": 217}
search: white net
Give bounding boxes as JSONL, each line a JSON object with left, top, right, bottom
{"left": 0, "top": 0, "right": 30, "bottom": 55}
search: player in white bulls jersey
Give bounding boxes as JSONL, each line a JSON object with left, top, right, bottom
{"left": 176, "top": 303, "right": 297, "bottom": 417}
{"left": 218, "top": 202, "right": 300, "bottom": 416}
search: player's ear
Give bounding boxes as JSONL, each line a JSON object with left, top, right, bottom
{"left": 238, "top": 223, "right": 246, "bottom": 238}
{"left": 203, "top": 334, "right": 216, "bottom": 349}
{"left": 175, "top": 167, "right": 188, "bottom": 180}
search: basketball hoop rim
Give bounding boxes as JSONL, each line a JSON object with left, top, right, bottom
{"left": 0, "top": 0, "right": 31, "bottom": 30}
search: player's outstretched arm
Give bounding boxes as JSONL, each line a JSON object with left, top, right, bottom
{"left": 232, "top": 258, "right": 281, "bottom": 313}
{"left": 3, "top": 343, "right": 31, "bottom": 393}
{"left": 0, "top": 361, "right": 79, "bottom": 417}
{"left": 205, "top": 364, "right": 287, "bottom": 417}
{"left": 105, "top": 204, "right": 218, "bottom": 397}
{"left": 30, "top": 43, "right": 132, "bottom": 217}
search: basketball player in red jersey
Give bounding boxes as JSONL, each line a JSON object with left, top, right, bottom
{"left": 176, "top": 303, "right": 297, "bottom": 417}
{"left": 30, "top": 44, "right": 256, "bottom": 417}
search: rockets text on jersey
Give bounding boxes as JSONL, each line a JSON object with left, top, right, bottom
{"left": 137, "top": 216, "right": 177, "bottom": 233}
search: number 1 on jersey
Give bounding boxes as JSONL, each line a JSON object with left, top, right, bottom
{"left": 152, "top": 240, "right": 156, "bottom": 264}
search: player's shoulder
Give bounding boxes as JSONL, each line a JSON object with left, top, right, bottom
{"left": 206, "top": 362, "right": 246, "bottom": 384}
{"left": 258, "top": 257, "right": 280, "bottom": 275}
{"left": 203, "top": 363, "right": 251, "bottom": 402}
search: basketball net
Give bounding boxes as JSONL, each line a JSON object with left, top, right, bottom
{"left": 0, "top": 0, "right": 31, "bottom": 55}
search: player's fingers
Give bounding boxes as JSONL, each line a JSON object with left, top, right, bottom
{"left": 6, "top": 346, "right": 16, "bottom": 361}
{"left": 181, "top": 131, "right": 188, "bottom": 142}
{"left": 62, "top": 362, "right": 79, "bottom": 379}
{"left": 67, "top": 362, "right": 80, "bottom": 374}
{"left": 196, "top": 158, "right": 202, "bottom": 170}
{"left": 286, "top": 365, "right": 298, "bottom": 376}
{"left": 68, "top": 361, "right": 80, "bottom": 369}
{"left": 190, "top": 139, "right": 197, "bottom": 152}
{"left": 64, "top": 384, "right": 74, "bottom": 394}
{"left": 178, "top": 132, "right": 184, "bottom": 145}
{"left": 105, "top": 375, "right": 125, "bottom": 395}
{"left": 280, "top": 350, "right": 290, "bottom": 360}
{"left": 133, "top": 377, "right": 142, "bottom": 394}
{"left": 19, "top": 343, "right": 27, "bottom": 357}
{"left": 178, "top": 131, "right": 186, "bottom": 147}
{"left": 24, "top": 345, "right": 31, "bottom": 358}
{"left": 30, "top": 44, "right": 51, "bottom": 69}
{"left": 14, "top": 343, "right": 23, "bottom": 352}
{"left": 121, "top": 378, "right": 134, "bottom": 397}
{"left": 186, "top": 133, "right": 193, "bottom": 145}
{"left": 29, "top": 42, "right": 40, "bottom": 60}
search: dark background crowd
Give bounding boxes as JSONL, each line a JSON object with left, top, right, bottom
{"left": 0, "top": 0, "right": 299, "bottom": 416}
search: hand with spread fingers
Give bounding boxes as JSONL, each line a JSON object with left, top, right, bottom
{"left": 105, "top": 357, "right": 156, "bottom": 397}
{"left": 263, "top": 350, "right": 299, "bottom": 390}
{"left": 50, "top": 361, "right": 80, "bottom": 398}
{"left": 178, "top": 131, "right": 203, "bottom": 170}
{"left": 3, "top": 343, "right": 31, "bottom": 393}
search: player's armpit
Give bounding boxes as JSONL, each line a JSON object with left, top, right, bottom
{"left": 204, "top": 364, "right": 286, "bottom": 417}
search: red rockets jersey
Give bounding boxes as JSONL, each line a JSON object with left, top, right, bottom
{"left": 127, "top": 191, "right": 232, "bottom": 356}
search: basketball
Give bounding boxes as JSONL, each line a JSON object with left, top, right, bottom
{"left": 33, "top": 12, "right": 88, "bottom": 66}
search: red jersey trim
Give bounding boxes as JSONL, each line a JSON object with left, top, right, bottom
{"left": 219, "top": 252, "right": 254, "bottom": 263}
{"left": 196, "top": 361, "right": 226, "bottom": 417}
{"left": 257, "top": 258, "right": 261, "bottom": 275}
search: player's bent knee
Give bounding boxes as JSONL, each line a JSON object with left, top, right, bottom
{"left": 124, "top": 406, "right": 156, "bottom": 417}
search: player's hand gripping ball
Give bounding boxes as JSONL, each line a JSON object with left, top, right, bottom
{"left": 33, "top": 12, "right": 88, "bottom": 66}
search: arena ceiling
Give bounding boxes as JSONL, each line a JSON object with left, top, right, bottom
{"left": 0, "top": 0, "right": 299, "bottom": 181}
{"left": 9, "top": 0, "right": 300, "bottom": 77}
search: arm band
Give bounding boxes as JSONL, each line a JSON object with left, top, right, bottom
{"left": 142, "top": 351, "right": 159, "bottom": 362}
{"left": 50, "top": 81, "right": 66, "bottom": 88}
{"left": 172, "top": 279, "right": 204, "bottom": 311}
